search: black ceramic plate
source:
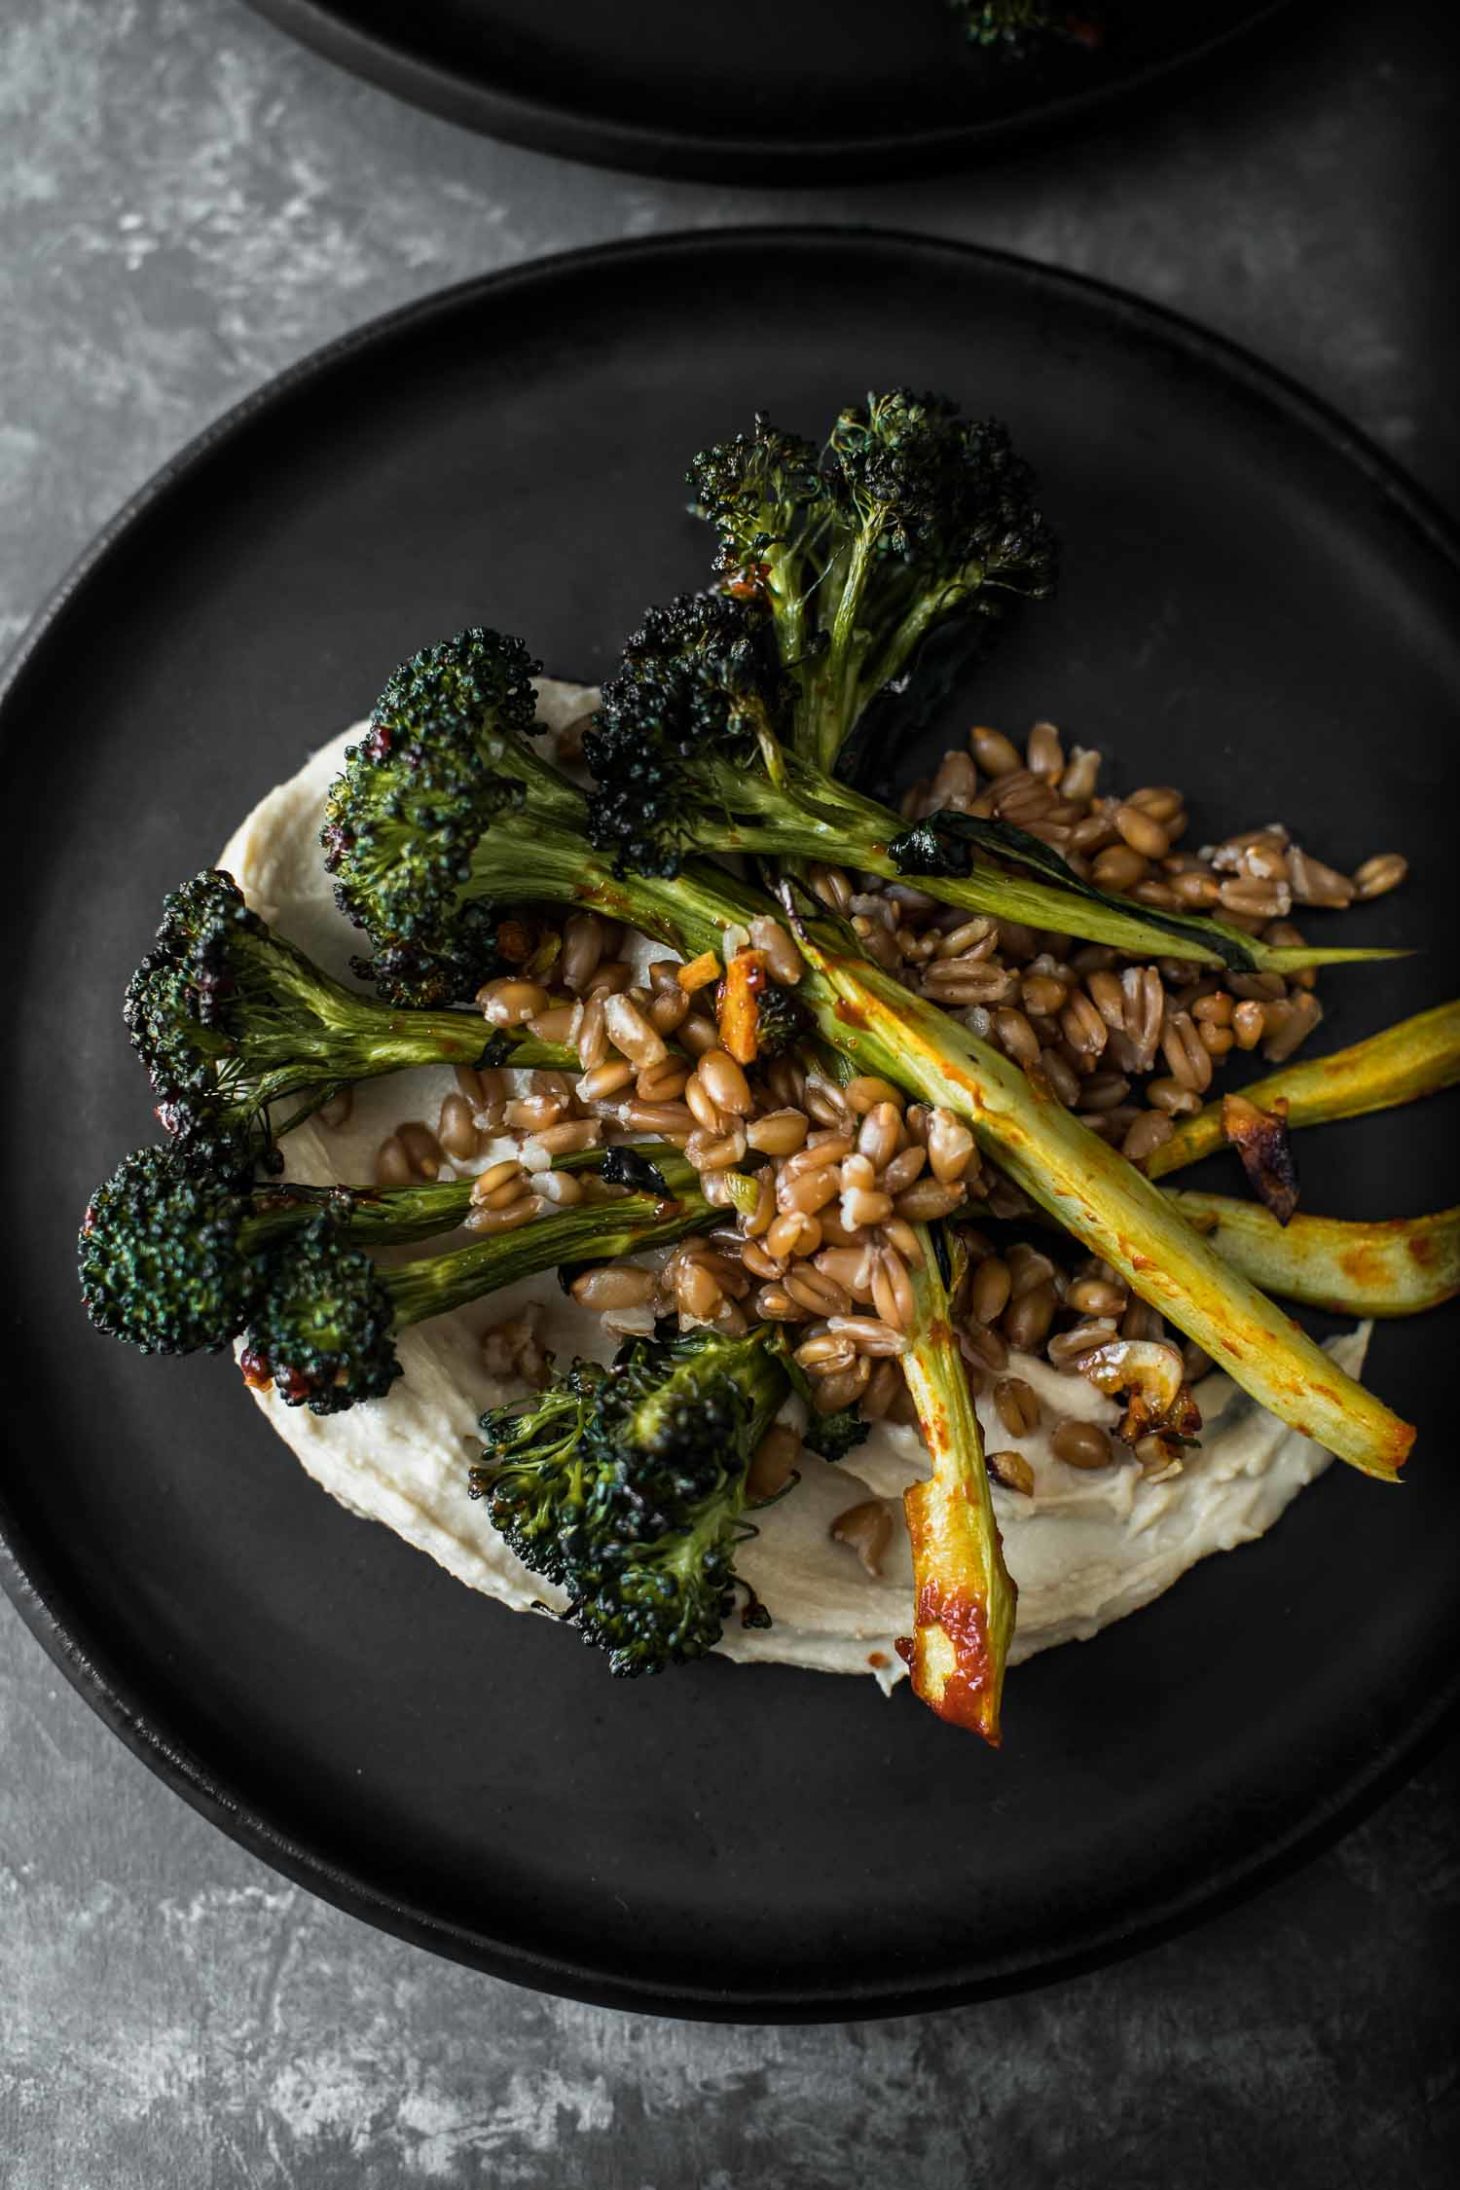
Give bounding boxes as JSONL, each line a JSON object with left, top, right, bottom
{"left": 3, "top": 231, "right": 1457, "bottom": 2020}
{"left": 245, "top": 0, "right": 1289, "bottom": 181}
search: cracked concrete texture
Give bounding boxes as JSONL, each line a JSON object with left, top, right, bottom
{"left": 1, "top": 0, "right": 1457, "bottom": 2183}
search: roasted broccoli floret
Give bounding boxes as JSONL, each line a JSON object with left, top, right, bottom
{"left": 80, "top": 1147, "right": 265, "bottom": 1355}
{"left": 690, "top": 391, "right": 1057, "bottom": 778}
{"left": 799, "top": 1405, "right": 871, "bottom": 1464}
{"left": 239, "top": 1148, "right": 714, "bottom": 1415}
{"left": 78, "top": 1143, "right": 480, "bottom": 1355}
{"left": 471, "top": 1327, "right": 788, "bottom": 1676}
{"left": 242, "top": 1218, "right": 401, "bottom": 1411}
{"left": 124, "top": 871, "right": 496, "bottom": 1162}
{"left": 950, "top": 0, "right": 1053, "bottom": 49}
{"left": 949, "top": 2, "right": 1101, "bottom": 56}
{"left": 584, "top": 591, "right": 1387, "bottom": 977}
{"left": 323, "top": 627, "right": 767, "bottom": 1005}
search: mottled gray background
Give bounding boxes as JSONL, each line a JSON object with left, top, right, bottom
{"left": 2, "top": 0, "right": 1457, "bottom": 2182}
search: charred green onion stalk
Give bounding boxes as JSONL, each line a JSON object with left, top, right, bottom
{"left": 785, "top": 920, "right": 1415, "bottom": 1482}
{"left": 471, "top": 1327, "right": 788, "bottom": 1676}
{"left": 1161, "top": 1194, "right": 1460, "bottom": 1320}
{"left": 1146, "top": 1002, "right": 1460, "bottom": 1179}
{"left": 897, "top": 1231, "right": 1017, "bottom": 1744}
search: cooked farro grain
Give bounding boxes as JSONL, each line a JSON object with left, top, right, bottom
{"left": 988, "top": 1448, "right": 1036, "bottom": 1496}
{"left": 861, "top": 1358, "right": 905, "bottom": 1421}
{"left": 698, "top": 1049, "right": 753, "bottom": 1117}
{"left": 636, "top": 1058, "right": 690, "bottom": 1103}
{"left": 601, "top": 994, "right": 667, "bottom": 1070}
{"left": 394, "top": 1121, "right": 444, "bottom": 1177}
{"left": 464, "top": 1197, "right": 543, "bottom": 1236}
{"left": 747, "top": 1107, "right": 808, "bottom": 1157}
{"left": 994, "top": 1375, "right": 1041, "bottom": 1438}
{"left": 971, "top": 724, "right": 1021, "bottom": 777}
{"left": 535, "top": 1169, "right": 582, "bottom": 1206}
{"left": 1003, "top": 1281, "right": 1057, "bottom": 1352}
{"left": 478, "top": 978, "right": 552, "bottom": 1026}
{"left": 830, "top": 1499, "right": 894, "bottom": 1575}
{"left": 1046, "top": 1319, "right": 1120, "bottom": 1371}
{"left": 317, "top": 1085, "right": 354, "bottom": 1130}
{"left": 748, "top": 1424, "right": 801, "bottom": 1500}
{"left": 926, "top": 1109, "right": 976, "bottom": 1186}
{"left": 1353, "top": 852, "right": 1408, "bottom": 899}
{"left": 571, "top": 1265, "right": 657, "bottom": 1311}
{"left": 1050, "top": 1419, "right": 1114, "bottom": 1470}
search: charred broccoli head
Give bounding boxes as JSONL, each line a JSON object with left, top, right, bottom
{"left": 688, "top": 415, "right": 828, "bottom": 618}
{"left": 123, "top": 870, "right": 493, "bottom": 1162}
{"left": 950, "top": 3, "right": 1098, "bottom": 56}
{"left": 689, "top": 390, "right": 1056, "bottom": 775}
{"left": 472, "top": 1327, "right": 788, "bottom": 1677}
{"left": 952, "top": 1, "right": 1054, "bottom": 49}
{"left": 322, "top": 625, "right": 753, "bottom": 1002}
{"left": 242, "top": 1218, "right": 401, "bottom": 1414}
{"left": 321, "top": 628, "right": 560, "bottom": 1006}
{"left": 584, "top": 592, "right": 792, "bottom": 877}
{"left": 79, "top": 1146, "right": 259, "bottom": 1354}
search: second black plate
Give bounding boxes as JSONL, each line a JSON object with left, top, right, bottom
{"left": 246, "top": 0, "right": 1288, "bottom": 181}
{"left": 2, "top": 230, "right": 1457, "bottom": 2018}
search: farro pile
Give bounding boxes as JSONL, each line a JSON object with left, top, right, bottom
{"left": 343, "top": 714, "right": 1406, "bottom": 1544}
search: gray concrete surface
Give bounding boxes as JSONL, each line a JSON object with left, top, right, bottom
{"left": 2, "top": 0, "right": 1457, "bottom": 2182}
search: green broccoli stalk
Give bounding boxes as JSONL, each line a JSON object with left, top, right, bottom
{"left": 322, "top": 626, "right": 769, "bottom": 1006}
{"left": 689, "top": 392, "right": 1056, "bottom": 779}
{"left": 125, "top": 870, "right": 497, "bottom": 1164}
{"left": 584, "top": 592, "right": 1386, "bottom": 976}
{"left": 241, "top": 1147, "right": 714, "bottom": 1414}
{"left": 471, "top": 1327, "right": 788, "bottom": 1676}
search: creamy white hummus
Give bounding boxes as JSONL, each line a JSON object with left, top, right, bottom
{"left": 218, "top": 681, "right": 1368, "bottom": 1689}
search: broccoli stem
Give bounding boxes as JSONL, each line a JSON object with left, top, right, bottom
{"left": 461, "top": 809, "right": 762, "bottom": 964}
{"left": 667, "top": 751, "right": 1389, "bottom": 975}
{"left": 790, "top": 925, "right": 1414, "bottom": 1481}
{"left": 236, "top": 1178, "right": 476, "bottom": 1255}
{"left": 242, "top": 1142, "right": 700, "bottom": 1263}
{"left": 1163, "top": 1194, "right": 1460, "bottom": 1319}
{"left": 814, "top": 527, "right": 885, "bottom": 776}
{"left": 1145, "top": 1001, "right": 1460, "bottom": 1180}
{"left": 898, "top": 1230, "right": 1017, "bottom": 1745}
{"left": 378, "top": 1154, "right": 713, "bottom": 1332}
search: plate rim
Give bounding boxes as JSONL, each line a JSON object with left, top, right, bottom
{"left": 3, "top": 225, "right": 1458, "bottom": 2020}
{"left": 242, "top": 0, "right": 1296, "bottom": 183}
